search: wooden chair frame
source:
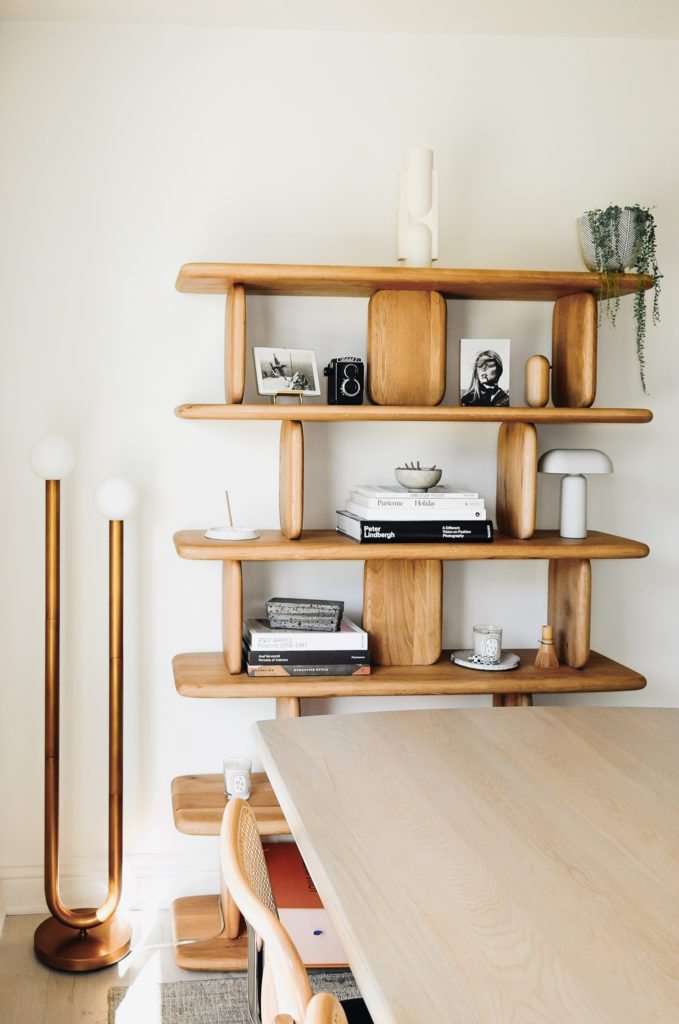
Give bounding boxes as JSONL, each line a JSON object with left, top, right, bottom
{"left": 220, "top": 797, "right": 313, "bottom": 1024}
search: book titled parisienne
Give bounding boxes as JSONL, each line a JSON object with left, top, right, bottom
{"left": 348, "top": 492, "right": 485, "bottom": 513}
{"left": 243, "top": 616, "right": 368, "bottom": 651}
{"left": 336, "top": 510, "right": 494, "bottom": 543}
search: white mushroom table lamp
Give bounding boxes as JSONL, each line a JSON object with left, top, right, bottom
{"left": 537, "top": 448, "right": 613, "bottom": 538}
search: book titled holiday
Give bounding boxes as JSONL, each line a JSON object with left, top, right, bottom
{"left": 336, "top": 510, "right": 494, "bottom": 543}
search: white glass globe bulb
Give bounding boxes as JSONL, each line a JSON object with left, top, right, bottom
{"left": 95, "top": 477, "right": 138, "bottom": 521}
{"left": 29, "top": 435, "right": 76, "bottom": 480}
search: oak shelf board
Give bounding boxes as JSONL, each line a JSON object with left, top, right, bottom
{"left": 175, "top": 403, "right": 652, "bottom": 424}
{"left": 173, "top": 529, "right": 649, "bottom": 562}
{"left": 173, "top": 651, "right": 646, "bottom": 700}
{"left": 176, "top": 263, "right": 653, "bottom": 301}
{"left": 171, "top": 895, "right": 247, "bottom": 972}
{"left": 171, "top": 893, "right": 341, "bottom": 972}
{"left": 171, "top": 772, "right": 289, "bottom": 836}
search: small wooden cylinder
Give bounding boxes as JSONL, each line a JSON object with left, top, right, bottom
{"left": 525, "top": 355, "right": 550, "bottom": 408}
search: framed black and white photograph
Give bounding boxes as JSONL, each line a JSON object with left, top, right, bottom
{"left": 459, "top": 339, "right": 510, "bottom": 407}
{"left": 253, "top": 347, "right": 321, "bottom": 397}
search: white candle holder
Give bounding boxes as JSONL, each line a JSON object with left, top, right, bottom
{"left": 472, "top": 624, "right": 503, "bottom": 665}
{"left": 223, "top": 757, "right": 252, "bottom": 799}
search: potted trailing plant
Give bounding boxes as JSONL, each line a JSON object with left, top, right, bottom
{"left": 578, "top": 204, "right": 661, "bottom": 393}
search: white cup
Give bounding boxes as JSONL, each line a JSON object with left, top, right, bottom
{"left": 223, "top": 757, "right": 252, "bottom": 799}
{"left": 472, "top": 624, "right": 503, "bottom": 665}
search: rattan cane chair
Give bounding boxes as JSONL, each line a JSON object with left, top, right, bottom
{"left": 219, "top": 798, "right": 371, "bottom": 1024}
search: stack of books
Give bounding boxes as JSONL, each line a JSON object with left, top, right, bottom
{"left": 336, "top": 483, "right": 494, "bottom": 544}
{"left": 242, "top": 613, "right": 370, "bottom": 676}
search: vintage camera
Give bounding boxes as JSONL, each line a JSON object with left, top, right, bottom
{"left": 323, "top": 356, "right": 365, "bottom": 405}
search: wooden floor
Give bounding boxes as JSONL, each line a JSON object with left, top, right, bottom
{"left": 0, "top": 912, "right": 227, "bottom": 1024}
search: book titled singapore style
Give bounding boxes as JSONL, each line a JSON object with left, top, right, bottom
{"left": 243, "top": 615, "right": 368, "bottom": 651}
{"left": 336, "top": 510, "right": 494, "bottom": 544}
{"left": 245, "top": 662, "right": 371, "bottom": 677}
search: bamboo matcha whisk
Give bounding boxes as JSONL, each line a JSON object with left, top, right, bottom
{"left": 535, "top": 625, "right": 559, "bottom": 668}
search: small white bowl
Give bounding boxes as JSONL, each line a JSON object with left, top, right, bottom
{"left": 394, "top": 467, "right": 442, "bottom": 492}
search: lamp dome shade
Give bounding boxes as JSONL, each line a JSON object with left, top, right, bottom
{"left": 537, "top": 449, "right": 613, "bottom": 474}
{"left": 29, "top": 435, "right": 76, "bottom": 480}
{"left": 95, "top": 477, "right": 138, "bottom": 520}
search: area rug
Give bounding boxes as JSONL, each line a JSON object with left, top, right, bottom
{"left": 108, "top": 970, "right": 360, "bottom": 1023}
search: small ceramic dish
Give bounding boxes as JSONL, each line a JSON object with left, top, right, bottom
{"left": 451, "top": 650, "right": 520, "bottom": 672}
{"left": 394, "top": 467, "right": 442, "bottom": 492}
{"left": 204, "top": 526, "right": 260, "bottom": 540}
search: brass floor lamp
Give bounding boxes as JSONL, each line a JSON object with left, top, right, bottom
{"left": 30, "top": 436, "right": 136, "bottom": 971}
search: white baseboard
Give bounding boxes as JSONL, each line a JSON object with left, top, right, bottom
{"left": 0, "top": 851, "right": 220, "bottom": 916}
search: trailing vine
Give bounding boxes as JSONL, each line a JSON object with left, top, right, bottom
{"left": 583, "top": 204, "right": 661, "bottom": 394}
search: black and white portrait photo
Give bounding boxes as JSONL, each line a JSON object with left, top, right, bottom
{"left": 459, "top": 339, "right": 510, "bottom": 407}
{"left": 253, "top": 347, "right": 321, "bottom": 397}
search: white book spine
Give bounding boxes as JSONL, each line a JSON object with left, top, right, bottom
{"left": 344, "top": 501, "right": 485, "bottom": 521}
{"left": 352, "top": 484, "right": 478, "bottom": 500}
{"left": 243, "top": 617, "right": 368, "bottom": 651}
{"left": 348, "top": 494, "right": 485, "bottom": 512}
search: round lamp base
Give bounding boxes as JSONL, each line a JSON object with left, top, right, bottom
{"left": 34, "top": 912, "right": 132, "bottom": 971}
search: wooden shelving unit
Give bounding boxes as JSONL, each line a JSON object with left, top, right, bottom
{"left": 169, "top": 261, "right": 652, "bottom": 972}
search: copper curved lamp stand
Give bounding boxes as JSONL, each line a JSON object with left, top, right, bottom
{"left": 34, "top": 479, "right": 132, "bottom": 971}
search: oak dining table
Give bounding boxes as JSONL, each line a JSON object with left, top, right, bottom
{"left": 253, "top": 705, "right": 679, "bottom": 1024}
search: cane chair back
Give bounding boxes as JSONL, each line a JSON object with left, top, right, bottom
{"left": 220, "top": 797, "right": 313, "bottom": 1024}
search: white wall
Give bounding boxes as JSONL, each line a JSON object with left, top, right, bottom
{"left": 1, "top": 21, "right": 677, "bottom": 913}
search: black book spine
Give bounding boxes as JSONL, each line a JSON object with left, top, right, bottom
{"left": 243, "top": 645, "right": 371, "bottom": 666}
{"left": 338, "top": 516, "right": 494, "bottom": 543}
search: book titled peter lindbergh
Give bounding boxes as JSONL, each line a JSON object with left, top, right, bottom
{"left": 336, "top": 510, "right": 494, "bottom": 543}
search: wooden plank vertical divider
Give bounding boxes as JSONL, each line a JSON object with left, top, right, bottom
{"left": 225, "top": 283, "right": 246, "bottom": 403}
{"left": 276, "top": 696, "right": 301, "bottom": 719}
{"left": 363, "top": 559, "right": 442, "bottom": 665}
{"left": 548, "top": 558, "right": 591, "bottom": 668}
{"left": 552, "top": 292, "right": 597, "bottom": 408}
{"left": 496, "top": 421, "right": 537, "bottom": 539}
{"left": 493, "top": 693, "right": 534, "bottom": 707}
{"left": 221, "top": 560, "right": 243, "bottom": 674}
{"left": 279, "top": 420, "right": 304, "bottom": 539}
{"left": 367, "top": 290, "right": 447, "bottom": 405}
